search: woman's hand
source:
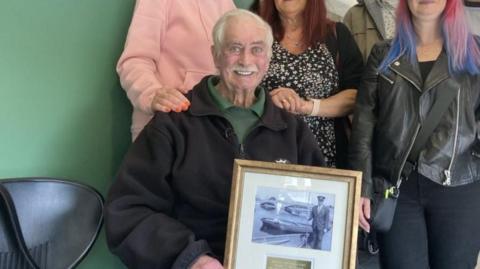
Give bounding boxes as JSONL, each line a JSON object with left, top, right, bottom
{"left": 151, "top": 87, "right": 191, "bottom": 113}
{"left": 190, "top": 255, "right": 224, "bottom": 269}
{"left": 270, "top": 87, "right": 312, "bottom": 115}
{"left": 359, "top": 197, "right": 371, "bottom": 233}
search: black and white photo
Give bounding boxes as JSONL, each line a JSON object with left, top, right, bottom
{"left": 251, "top": 186, "right": 335, "bottom": 251}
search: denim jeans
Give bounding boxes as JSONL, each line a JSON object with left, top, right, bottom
{"left": 378, "top": 172, "right": 480, "bottom": 269}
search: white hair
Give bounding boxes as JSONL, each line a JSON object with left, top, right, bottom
{"left": 212, "top": 9, "right": 273, "bottom": 58}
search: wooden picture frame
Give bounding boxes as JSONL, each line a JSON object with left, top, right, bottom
{"left": 224, "top": 159, "right": 362, "bottom": 269}
{"left": 465, "top": 0, "right": 480, "bottom": 7}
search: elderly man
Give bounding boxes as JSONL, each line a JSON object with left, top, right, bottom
{"left": 105, "top": 9, "right": 325, "bottom": 269}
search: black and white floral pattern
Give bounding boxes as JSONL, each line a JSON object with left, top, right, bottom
{"left": 262, "top": 41, "right": 339, "bottom": 167}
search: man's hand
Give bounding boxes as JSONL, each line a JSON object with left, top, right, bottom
{"left": 359, "top": 197, "right": 371, "bottom": 233}
{"left": 151, "top": 87, "right": 191, "bottom": 113}
{"left": 270, "top": 87, "right": 300, "bottom": 113}
{"left": 190, "top": 255, "right": 224, "bottom": 269}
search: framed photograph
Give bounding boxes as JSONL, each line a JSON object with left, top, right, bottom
{"left": 465, "top": 0, "right": 480, "bottom": 6}
{"left": 224, "top": 159, "right": 362, "bottom": 269}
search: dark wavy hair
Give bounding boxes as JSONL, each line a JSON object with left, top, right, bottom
{"left": 251, "top": 0, "right": 334, "bottom": 47}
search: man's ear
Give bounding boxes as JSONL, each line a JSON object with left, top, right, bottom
{"left": 211, "top": 45, "right": 219, "bottom": 68}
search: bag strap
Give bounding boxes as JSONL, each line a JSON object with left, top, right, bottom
{"left": 400, "top": 88, "right": 458, "bottom": 182}
{"left": 409, "top": 89, "right": 458, "bottom": 161}
{"left": 0, "top": 183, "right": 40, "bottom": 269}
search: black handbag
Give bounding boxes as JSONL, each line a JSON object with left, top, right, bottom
{"left": 370, "top": 180, "right": 399, "bottom": 232}
{"left": 371, "top": 87, "right": 458, "bottom": 233}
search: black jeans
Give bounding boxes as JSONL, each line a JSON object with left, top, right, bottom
{"left": 378, "top": 172, "right": 480, "bottom": 269}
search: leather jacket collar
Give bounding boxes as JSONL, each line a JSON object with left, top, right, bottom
{"left": 387, "top": 49, "right": 452, "bottom": 92}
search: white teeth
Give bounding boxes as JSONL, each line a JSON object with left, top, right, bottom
{"left": 235, "top": 71, "right": 254, "bottom": 76}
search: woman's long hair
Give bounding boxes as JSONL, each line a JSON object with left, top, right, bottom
{"left": 255, "top": 0, "right": 335, "bottom": 47}
{"left": 378, "top": 0, "right": 480, "bottom": 75}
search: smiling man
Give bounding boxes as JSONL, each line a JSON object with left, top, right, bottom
{"left": 105, "top": 9, "right": 325, "bottom": 269}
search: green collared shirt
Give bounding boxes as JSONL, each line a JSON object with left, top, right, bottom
{"left": 208, "top": 76, "right": 265, "bottom": 143}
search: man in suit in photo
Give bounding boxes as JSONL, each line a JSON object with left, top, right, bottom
{"left": 309, "top": 195, "right": 331, "bottom": 250}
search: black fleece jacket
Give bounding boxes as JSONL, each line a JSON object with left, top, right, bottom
{"left": 105, "top": 76, "right": 326, "bottom": 269}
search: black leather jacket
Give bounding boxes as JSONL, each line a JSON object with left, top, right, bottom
{"left": 349, "top": 41, "right": 480, "bottom": 198}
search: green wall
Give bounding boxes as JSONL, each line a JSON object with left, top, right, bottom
{"left": 0, "top": 0, "right": 252, "bottom": 268}
{"left": 236, "top": 0, "right": 254, "bottom": 9}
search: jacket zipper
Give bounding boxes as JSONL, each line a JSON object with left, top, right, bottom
{"left": 236, "top": 121, "right": 267, "bottom": 160}
{"left": 443, "top": 88, "right": 461, "bottom": 186}
{"left": 238, "top": 143, "right": 246, "bottom": 159}
{"left": 396, "top": 124, "right": 421, "bottom": 186}
{"left": 379, "top": 73, "right": 394, "bottom": 84}
{"left": 222, "top": 120, "right": 247, "bottom": 159}
{"left": 388, "top": 63, "right": 422, "bottom": 185}
{"left": 394, "top": 71, "right": 422, "bottom": 92}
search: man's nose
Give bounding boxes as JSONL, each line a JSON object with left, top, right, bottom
{"left": 238, "top": 50, "right": 253, "bottom": 65}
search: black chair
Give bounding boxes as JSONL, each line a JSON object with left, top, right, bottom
{"left": 0, "top": 178, "right": 104, "bottom": 269}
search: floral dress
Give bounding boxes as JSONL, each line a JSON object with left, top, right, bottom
{"left": 262, "top": 41, "right": 339, "bottom": 167}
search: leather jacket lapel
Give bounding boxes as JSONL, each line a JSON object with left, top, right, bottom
{"left": 388, "top": 51, "right": 452, "bottom": 93}
{"left": 389, "top": 55, "right": 423, "bottom": 91}
{"left": 423, "top": 51, "right": 451, "bottom": 92}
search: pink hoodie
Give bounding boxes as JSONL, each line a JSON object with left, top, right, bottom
{"left": 117, "top": 0, "right": 235, "bottom": 140}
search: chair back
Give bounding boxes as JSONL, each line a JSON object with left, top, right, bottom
{"left": 0, "top": 178, "right": 103, "bottom": 269}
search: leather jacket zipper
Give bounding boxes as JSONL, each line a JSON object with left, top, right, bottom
{"left": 443, "top": 88, "right": 461, "bottom": 186}
{"left": 396, "top": 124, "right": 421, "bottom": 185}
{"left": 389, "top": 63, "right": 421, "bottom": 184}
{"left": 396, "top": 72, "right": 422, "bottom": 92}
{"left": 390, "top": 66, "right": 422, "bottom": 92}
{"left": 379, "top": 73, "right": 394, "bottom": 84}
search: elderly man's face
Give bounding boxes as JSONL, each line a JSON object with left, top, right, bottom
{"left": 214, "top": 17, "right": 270, "bottom": 93}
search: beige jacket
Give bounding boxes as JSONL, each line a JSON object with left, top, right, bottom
{"left": 343, "top": 0, "right": 385, "bottom": 63}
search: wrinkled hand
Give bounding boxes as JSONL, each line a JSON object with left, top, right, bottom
{"left": 190, "top": 255, "right": 224, "bottom": 269}
{"left": 270, "top": 87, "right": 312, "bottom": 115}
{"left": 151, "top": 87, "right": 190, "bottom": 113}
{"left": 359, "top": 197, "right": 371, "bottom": 233}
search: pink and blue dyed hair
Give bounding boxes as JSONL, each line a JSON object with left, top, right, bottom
{"left": 378, "top": 0, "right": 480, "bottom": 75}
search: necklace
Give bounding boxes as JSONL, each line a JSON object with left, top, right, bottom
{"left": 285, "top": 35, "right": 303, "bottom": 47}
{"left": 284, "top": 30, "right": 304, "bottom": 47}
